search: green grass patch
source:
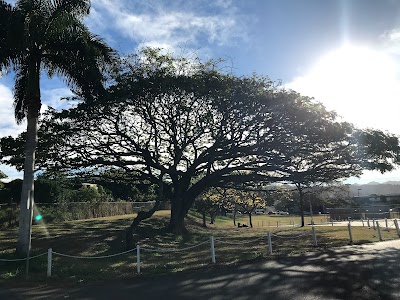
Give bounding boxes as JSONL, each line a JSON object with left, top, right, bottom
{"left": 0, "top": 210, "right": 398, "bottom": 285}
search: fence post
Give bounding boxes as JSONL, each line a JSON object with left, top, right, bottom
{"left": 312, "top": 226, "right": 318, "bottom": 246}
{"left": 347, "top": 223, "right": 353, "bottom": 243}
{"left": 367, "top": 218, "right": 370, "bottom": 228}
{"left": 361, "top": 219, "right": 364, "bottom": 227}
{"left": 331, "top": 219, "right": 334, "bottom": 226}
{"left": 47, "top": 248, "right": 52, "bottom": 277}
{"left": 267, "top": 232, "right": 273, "bottom": 254}
{"left": 210, "top": 236, "right": 216, "bottom": 263}
{"left": 385, "top": 218, "right": 389, "bottom": 231}
{"left": 373, "top": 219, "right": 376, "bottom": 230}
{"left": 136, "top": 245, "right": 141, "bottom": 274}
{"left": 394, "top": 219, "right": 400, "bottom": 238}
{"left": 276, "top": 221, "right": 279, "bottom": 228}
{"left": 376, "top": 221, "right": 383, "bottom": 242}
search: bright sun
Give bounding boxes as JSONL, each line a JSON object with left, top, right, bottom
{"left": 289, "top": 45, "right": 400, "bottom": 134}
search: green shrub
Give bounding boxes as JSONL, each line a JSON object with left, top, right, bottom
{"left": 0, "top": 207, "right": 18, "bottom": 228}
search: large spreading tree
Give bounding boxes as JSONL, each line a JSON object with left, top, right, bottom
{"left": 32, "top": 50, "right": 299, "bottom": 236}
{"left": 0, "top": 0, "right": 115, "bottom": 254}
{"left": 2, "top": 49, "right": 399, "bottom": 244}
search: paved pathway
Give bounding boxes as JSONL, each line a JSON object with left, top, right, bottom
{"left": 2, "top": 240, "right": 400, "bottom": 299}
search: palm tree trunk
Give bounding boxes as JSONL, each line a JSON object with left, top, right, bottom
{"left": 16, "top": 59, "right": 41, "bottom": 256}
{"left": 16, "top": 111, "right": 38, "bottom": 255}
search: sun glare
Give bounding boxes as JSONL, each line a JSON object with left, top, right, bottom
{"left": 33, "top": 203, "right": 50, "bottom": 238}
{"left": 289, "top": 45, "right": 400, "bottom": 133}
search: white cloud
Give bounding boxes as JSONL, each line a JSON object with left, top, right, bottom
{"left": 41, "top": 88, "right": 76, "bottom": 111}
{"left": 214, "top": 0, "right": 234, "bottom": 10}
{"left": 0, "top": 84, "right": 24, "bottom": 180}
{"left": 0, "top": 83, "right": 25, "bottom": 138}
{"left": 0, "top": 85, "right": 75, "bottom": 181}
{"left": 381, "top": 28, "right": 400, "bottom": 55}
{"left": 0, "top": 164, "right": 22, "bottom": 181}
{"left": 87, "top": 0, "right": 247, "bottom": 54}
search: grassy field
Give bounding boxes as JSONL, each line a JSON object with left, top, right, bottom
{"left": 0, "top": 210, "right": 398, "bottom": 284}
{"left": 230, "top": 213, "right": 330, "bottom": 227}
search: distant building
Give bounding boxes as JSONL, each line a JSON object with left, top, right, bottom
{"left": 327, "top": 205, "right": 392, "bottom": 220}
{"left": 81, "top": 183, "right": 98, "bottom": 190}
{"left": 353, "top": 194, "right": 400, "bottom": 206}
{"left": 327, "top": 193, "right": 400, "bottom": 220}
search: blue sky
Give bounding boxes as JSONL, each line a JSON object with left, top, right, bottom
{"left": 1, "top": 0, "right": 400, "bottom": 183}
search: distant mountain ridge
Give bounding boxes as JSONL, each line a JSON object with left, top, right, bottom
{"left": 350, "top": 181, "right": 400, "bottom": 196}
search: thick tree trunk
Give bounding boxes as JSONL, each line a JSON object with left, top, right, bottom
{"left": 126, "top": 200, "right": 161, "bottom": 249}
{"left": 299, "top": 189, "right": 305, "bottom": 227}
{"left": 201, "top": 211, "right": 207, "bottom": 227}
{"left": 248, "top": 213, "right": 253, "bottom": 228}
{"left": 126, "top": 177, "right": 164, "bottom": 248}
{"left": 210, "top": 211, "right": 215, "bottom": 224}
{"left": 167, "top": 213, "right": 187, "bottom": 234}
{"left": 167, "top": 197, "right": 189, "bottom": 234}
{"left": 16, "top": 112, "right": 38, "bottom": 255}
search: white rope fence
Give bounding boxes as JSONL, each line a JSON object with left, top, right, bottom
{"left": 52, "top": 239, "right": 212, "bottom": 276}
{"left": 0, "top": 231, "right": 316, "bottom": 277}
{"left": 0, "top": 252, "right": 47, "bottom": 262}
{"left": 4, "top": 220, "right": 399, "bottom": 277}
{"left": 271, "top": 232, "right": 310, "bottom": 239}
{"left": 140, "top": 240, "right": 210, "bottom": 252}
{"left": 52, "top": 248, "right": 136, "bottom": 259}
{"left": 215, "top": 236, "right": 265, "bottom": 245}
{"left": 346, "top": 219, "right": 400, "bottom": 243}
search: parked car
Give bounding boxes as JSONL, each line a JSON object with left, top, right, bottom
{"left": 276, "top": 211, "right": 289, "bottom": 215}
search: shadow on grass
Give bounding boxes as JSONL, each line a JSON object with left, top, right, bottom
{"left": 3, "top": 244, "right": 400, "bottom": 299}
{"left": 1, "top": 213, "right": 399, "bottom": 294}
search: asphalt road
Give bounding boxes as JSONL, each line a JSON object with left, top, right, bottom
{"left": 2, "top": 240, "right": 400, "bottom": 300}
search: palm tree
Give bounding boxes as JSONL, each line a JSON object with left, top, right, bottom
{"left": 0, "top": 0, "right": 116, "bottom": 255}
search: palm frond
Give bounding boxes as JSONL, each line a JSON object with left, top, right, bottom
{"left": 43, "top": 23, "right": 117, "bottom": 100}
{"left": 49, "top": 0, "right": 91, "bottom": 18}
{"left": 3, "top": 0, "right": 115, "bottom": 122}
{"left": 13, "top": 65, "right": 29, "bottom": 123}
{"left": 0, "top": 1, "right": 25, "bottom": 72}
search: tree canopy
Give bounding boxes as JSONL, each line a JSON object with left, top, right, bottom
{"left": 1, "top": 49, "right": 399, "bottom": 235}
